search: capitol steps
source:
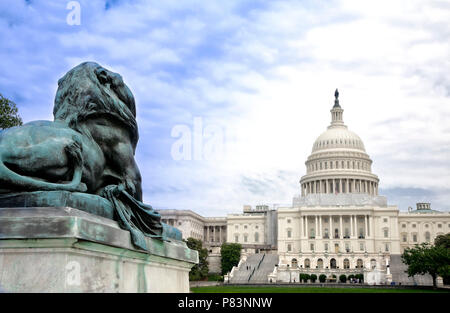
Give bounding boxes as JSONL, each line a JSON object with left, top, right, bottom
{"left": 248, "top": 254, "right": 279, "bottom": 283}
{"left": 389, "top": 255, "right": 433, "bottom": 285}
{"left": 229, "top": 254, "right": 264, "bottom": 283}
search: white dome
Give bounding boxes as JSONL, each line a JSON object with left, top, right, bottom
{"left": 312, "top": 126, "right": 366, "bottom": 153}
{"left": 298, "top": 90, "right": 380, "bottom": 199}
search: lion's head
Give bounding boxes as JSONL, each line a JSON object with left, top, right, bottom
{"left": 53, "top": 62, "right": 139, "bottom": 149}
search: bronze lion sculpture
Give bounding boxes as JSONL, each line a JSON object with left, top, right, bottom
{"left": 0, "top": 62, "right": 177, "bottom": 249}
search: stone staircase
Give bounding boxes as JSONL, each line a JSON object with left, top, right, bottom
{"left": 249, "top": 254, "right": 279, "bottom": 283}
{"left": 229, "top": 254, "right": 264, "bottom": 283}
{"left": 229, "top": 254, "right": 279, "bottom": 284}
{"left": 390, "top": 254, "right": 433, "bottom": 285}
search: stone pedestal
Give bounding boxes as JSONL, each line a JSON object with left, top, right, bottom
{"left": 0, "top": 207, "right": 198, "bottom": 293}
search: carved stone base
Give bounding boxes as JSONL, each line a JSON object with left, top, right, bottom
{"left": 0, "top": 207, "right": 198, "bottom": 293}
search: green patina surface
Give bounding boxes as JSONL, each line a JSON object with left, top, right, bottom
{"left": 0, "top": 62, "right": 184, "bottom": 251}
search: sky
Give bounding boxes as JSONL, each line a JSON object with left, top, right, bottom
{"left": 0, "top": 0, "right": 449, "bottom": 216}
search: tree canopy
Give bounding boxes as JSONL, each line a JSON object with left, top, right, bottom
{"left": 0, "top": 93, "right": 22, "bottom": 130}
{"left": 185, "top": 237, "right": 209, "bottom": 281}
{"left": 220, "top": 242, "right": 241, "bottom": 275}
{"left": 401, "top": 235, "right": 450, "bottom": 288}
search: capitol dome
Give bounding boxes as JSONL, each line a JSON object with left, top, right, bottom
{"left": 299, "top": 89, "right": 380, "bottom": 199}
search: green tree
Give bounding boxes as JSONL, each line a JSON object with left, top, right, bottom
{"left": 185, "top": 237, "right": 209, "bottom": 281}
{"left": 434, "top": 233, "right": 450, "bottom": 249}
{"left": 339, "top": 274, "right": 347, "bottom": 283}
{"left": 310, "top": 274, "right": 317, "bottom": 283}
{"left": 0, "top": 93, "right": 22, "bottom": 130}
{"left": 220, "top": 243, "right": 241, "bottom": 275}
{"left": 402, "top": 242, "right": 450, "bottom": 288}
{"left": 319, "top": 274, "right": 327, "bottom": 283}
{"left": 435, "top": 233, "right": 450, "bottom": 284}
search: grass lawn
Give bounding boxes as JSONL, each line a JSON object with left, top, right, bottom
{"left": 191, "top": 285, "right": 449, "bottom": 293}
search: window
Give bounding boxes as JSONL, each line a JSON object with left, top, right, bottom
{"left": 384, "top": 228, "right": 389, "bottom": 238}
{"left": 425, "top": 231, "right": 431, "bottom": 242}
{"left": 345, "top": 243, "right": 350, "bottom": 252}
{"left": 287, "top": 219, "right": 291, "bottom": 224}
{"left": 425, "top": 224, "right": 429, "bottom": 228}
{"left": 438, "top": 224, "right": 442, "bottom": 229}
{"left": 244, "top": 234, "right": 248, "bottom": 242}
{"left": 235, "top": 235, "right": 239, "bottom": 243}
{"left": 402, "top": 224, "right": 406, "bottom": 228}
{"left": 357, "top": 259, "right": 363, "bottom": 269}
{"left": 254, "top": 232, "right": 259, "bottom": 243}
{"left": 304, "top": 259, "right": 310, "bottom": 268}
{"left": 383, "top": 218, "right": 388, "bottom": 223}
{"left": 287, "top": 230, "right": 292, "bottom": 238}
{"left": 235, "top": 225, "right": 238, "bottom": 230}
{"left": 371, "top": 259, "right": 377, "bottom": 269}
{"left": 287, "top": 244, "right": 292, "bottom": 252}
{"left": 317, "top": 259, "right": 323, "bottom": 269}
{"left": 255, "top": 225, "right": 258, "bottom": 229}
{"left": 291, "top": 258, "right": 298, "bottom": 268}
{"left": 413, "top": 234, "right": 417, "bottom": 242}
{"left": 310, "top": 243, "right": 314, "bottom": 251}
{"left": 385, "top": 244, "right": 389, "bottom": 252}
{"left": 343, "top": 259, "right": 350, "bottom": 269}
{"left": 359, "top": 242, "right": 364, "bottom": 251}
{"left": 402, "top": 234, "right": 407, "bottom": 242}
{"left": 412, "top": 224, "right": 416, "bottom": 228}
{"left": 324, "top": 243, "right": 328, "bottom": 251}
{"left": 244, "top": 225, "right": 247, "bottom": 229}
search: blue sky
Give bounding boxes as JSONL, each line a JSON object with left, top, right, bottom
{"left": 1, "top": 0, "right": 449, "bottom": 216}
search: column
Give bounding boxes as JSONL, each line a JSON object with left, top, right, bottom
{"left": 364, "top": 215, "right": 368, "bottom": 238}
{"left": 319, "top": 215, "right": 322, "bottom": 238}
{"left": 350, "top": 214, "right": 354, "bottom": 238}
{"left": 332, "top": 179, "right": 335, "bottom": 194}
{"left": 219, "top": 226, "right": 222, "bottom": 243}
{"left": 207, "top": 226, "right": 210, "bottom": 242}
{"left": 330, "top": 215, "right": 333, "bottom": 239}
{"left": 340, "top": 179, "right": 343, "bottom": 193}
{"left": 303, "top": 216, "right": 306, "bottom": 237}
{"left": 346, "top": 179, "right": 350, "bottom": 194}
{"left": 213, "top": 226, "right": 215, "bottom": 242}
{"left": 352, "top": 179, "right": 356, "bottom": 193}
{"left": 339, "top": 215, "right": 343, "bottom": 239}
{"left": 369, "top": 215, "right": 373, "bottom": 238}
{"left": 315, "top": 215, "right": 318, "bottom": 238}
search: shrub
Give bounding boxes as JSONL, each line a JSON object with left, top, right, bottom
{"left": 207, "top": 274, "right": 224, "bottom": 282}
{"left": 300, "top": 273, "right": 311, "bottom": 283}
{"left": 319, "top": 274, "right": 327, "bottom": 283}
{"left": 355, "top": 273, "right": 364, "bottom": 282}
{"left": 310, "top": 274, "right": 317, "bottom": 283}
{"left": 348, "top": 274, "right": 355, "bottom": 282}
{"left": 339, "top": 274, "right": 347, "bottom": 283}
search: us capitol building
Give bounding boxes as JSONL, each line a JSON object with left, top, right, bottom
{"left": 160, "top": 90, "right": 450, "bottom": 285}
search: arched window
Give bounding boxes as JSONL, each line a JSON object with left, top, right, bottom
{"left": 304, "top": 259, "right": 310, "bottom": 268}
{"left": 370, "top": 259, "right": 377, "bottom": 269}
{"left": 425, "top": 231, "right": 431, "bottom": 242}
{"left": 317, "top": 259, "right": 323, "bottom": 269}
{"left": 330, "top": 258, "right": 337, "bottom": 269}
{"left": 356, "top": 259, "right": 363, "bottom": 269}
{"left": 343, "top": 259, "right": 350, "bottom": 269}
{"left": 291, "top": 258, "right": 298, "bottom": 268}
